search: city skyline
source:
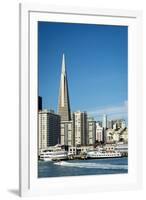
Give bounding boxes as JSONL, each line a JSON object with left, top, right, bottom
{"left": 38, "top": 22, "right": 128, "bottom": 121}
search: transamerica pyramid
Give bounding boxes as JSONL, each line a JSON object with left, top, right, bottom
{"left": 58, "top": 54, "right": 71, "bottom": 121}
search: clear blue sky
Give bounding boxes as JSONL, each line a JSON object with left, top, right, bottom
{"left": 38, "top": 22, "right": 128, "bottom": 121}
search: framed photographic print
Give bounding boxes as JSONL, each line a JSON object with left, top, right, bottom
{"left": 19, "top": 3, "right": 143, "bottom": 197}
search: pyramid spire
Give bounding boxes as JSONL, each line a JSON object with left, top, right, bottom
{"left": 58, "top": 54, "right": 71, "bottom": 121}
{"left": 62, "top": 53, "right": 66, "bottom": 75}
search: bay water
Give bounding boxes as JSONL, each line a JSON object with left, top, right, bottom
{"left": 38, "top": 157, "right": 128, "bottom": 178}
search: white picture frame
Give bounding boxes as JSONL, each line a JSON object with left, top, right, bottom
{"left": 19, "top": 3, "right": 143, "bottom": 197}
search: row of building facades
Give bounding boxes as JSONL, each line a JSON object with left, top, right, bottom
{"left": 38, "top": 109, "right": 128, "bottom": 151}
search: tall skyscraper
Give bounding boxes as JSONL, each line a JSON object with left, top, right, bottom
{"left": 38, "top": 109, "right": 60, "bottom": 150}
{"left": 96, "top": 122, "right": 103, "bottom": 142}
{"left": 38, "top": 96, "right": 42, "bottom": 110}
{"left": 121, "top": 120, "right": 126, "bottom": 129}
{"left": 74, "top": 111, "right": 87, "bottom": 146}
{"left": 87, "top": 117, "right": 96, "bottom": 145}
{"left": 58, "top": 54, "right": 71, "bottom": 121}
{"left": 102, "top": 114, "right": 107, "bottom": 144}
{"left": 102, "top": 114, "right": 107, "bottom": 129}
{"left": 107, "top": 120, "right": 113, "bottom": 129}
{"left": 60, "top": 120, "right": 74, "bottom": 146}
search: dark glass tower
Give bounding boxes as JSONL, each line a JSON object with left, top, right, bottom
{"left": 58, "top": 54, "right": 71, "bottom": 121}
{"left": 38, "top": 96, "right": 42, "bottom": 110}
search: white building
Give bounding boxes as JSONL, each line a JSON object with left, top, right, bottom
{"left": 96, "top": 123, "right": 103, "bottom": 142}
{"left": 107, "top": 120, "right": 113, "bottom": 129}
{"left": 119, "top": 128, "right": 128, "bottom": 143}
{"left": 60, "top": 120, "right": 74, "bottom": 146}
{"left": 121, "top": 120, "right": 126, "bottom": 129}
{"left": 87, "top": 117, "right": 96, "bottom": 145}
{"left": 102, "top": 114, "right": 107, "bottom": 143}
{"left": 102, "top": 114, "right": 107, "bottom": 129}
{"left": 113, "top": 123, "right": 117, "bottom": 130}
{"left": 68, "top": 146, "right": 94, "bottom": 155}
{"left": 74, "top": 111, "right": 87, "bottom": 146}
{"left": 106, "top": 128, "right": 128, "bottom": 144}
{"left": 115, "top": 143, "right": 128, "bottom": 153}
{"left": 38, "top": 109, "right": 60, "bottom": 151}
{"left": 103, "top": 144, "right": 116, "bottom": 152}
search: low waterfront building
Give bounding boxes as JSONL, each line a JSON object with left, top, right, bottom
{"left": 103, "top": 144, "right": 116, "bottom": 152}
{"left": 68, "top": 146, "right": 77, "bottom": 155}
{"left": 115, "top": 143, "right": 128, "bottom": 153}
{"left": 68, "top": 146, "right": 94, "bottom": 155}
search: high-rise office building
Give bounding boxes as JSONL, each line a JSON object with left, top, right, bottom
{"left": 96, "top": 122, "right": 103, "bottom": 142}
{"left": 60, "top": 120, "right": 74, "bottom": 146}
{"left": 113, "top": 119, "right": 126, "bottom": 129}
{"left": 38, "top": 96, "right": 42, "bottom": 110}
{"left": 102, "top": 114, "right": 107, "bottom": 129}
{"left": 102, "top": 114, "right": 107, "bottom": 143}
{"left": 58, "top": 54, "right": 73, "bottom": 146}
{"left": 121, "top": 120, "right": 126, "bottom": 129}
{"left": 113, "top": 122, "right": 117, "bottom": 130}
{"left": 58, "top": 54, "right": 71, "bottom": 121}
{"left": 74, "top": 111, "right": 87, "bottom": 146}
{"left": 38, "top": 110, "right": 60, "bottom": 150}
{"left": 87, "top": 117, "right": 96, "bottom": 145}
{"left": 107, "top": 120, "right": 113, "bottom": 129}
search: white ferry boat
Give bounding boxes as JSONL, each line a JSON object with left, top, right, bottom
{"left": 87, "top": 150, "right": 121, "bottom": 159}
{"left": 40, "top": 149, "right": 68, "bottom": 161}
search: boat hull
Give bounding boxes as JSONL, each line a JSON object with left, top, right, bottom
{"left": 40, "top": 154, "right": 68, "bottom": 161}
{"left": 87, "top": 151, "right": 122, "bottom": 159}
{"left": 87, "top": 156, "right": 122, "bottom": 159}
